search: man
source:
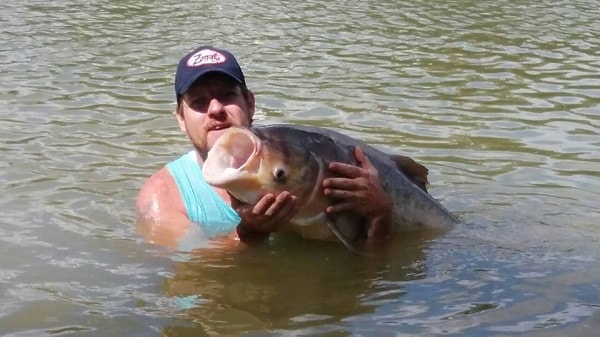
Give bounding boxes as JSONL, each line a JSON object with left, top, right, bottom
{"left": 136, "top": 45, "right": 392, "bottom": 249}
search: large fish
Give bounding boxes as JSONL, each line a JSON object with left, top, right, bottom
{"left": 202, "top": 124, "right": 458, "bottom": 249}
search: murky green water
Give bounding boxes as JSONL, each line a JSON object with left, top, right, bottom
{"left": 1, "top": 0, "right": 599, "bottom": 336}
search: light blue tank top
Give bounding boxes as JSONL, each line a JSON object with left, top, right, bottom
{"left": 166, "top": 150, "right": 240, "bottom": 239}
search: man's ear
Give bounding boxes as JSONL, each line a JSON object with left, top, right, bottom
{"left": 246, "top": 90, "right": 256, "bottom": 123}
{"left": 174, "top": 108, "right": 186, "bottom": 132}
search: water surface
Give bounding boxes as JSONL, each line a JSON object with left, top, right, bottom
{"left": 1, "top": 0, "right": 599, "bottom": 336}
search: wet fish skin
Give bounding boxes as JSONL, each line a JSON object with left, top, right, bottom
{"left": 203, "top": 124, "right": 459, "bottom": 246}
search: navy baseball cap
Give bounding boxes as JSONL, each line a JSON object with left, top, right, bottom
{"left": 174, "top": 46, "right": 246, "bottom": 97}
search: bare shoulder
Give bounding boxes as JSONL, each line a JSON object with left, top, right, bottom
{"left": 136, "top": 167, "right": 185, "bottom": 221}
{"left": 135, "top": 167, "right": 192, "bottom": 247}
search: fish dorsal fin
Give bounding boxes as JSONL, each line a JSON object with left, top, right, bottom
{"left": 390, "top": 155, "right": 429, "bottom": 192}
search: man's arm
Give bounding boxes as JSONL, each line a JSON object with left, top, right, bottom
{"left": 322, "top": 147, "right": 393, "bottom": 243}
{"left": 136, "top": 166, "right": 299, "bottom": 247}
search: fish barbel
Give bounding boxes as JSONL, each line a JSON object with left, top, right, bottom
{"left": 202, "top": 124, "right": 458, "bottom": 248}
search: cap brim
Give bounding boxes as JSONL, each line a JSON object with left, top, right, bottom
{"left": 178, "top": 69, "right": 244, "bottom": 96}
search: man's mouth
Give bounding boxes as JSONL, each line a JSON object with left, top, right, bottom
{"left": 210, "top": 123, "right": 231, "bottom": 131}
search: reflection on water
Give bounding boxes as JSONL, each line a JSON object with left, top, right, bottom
{"left": 1, "top": 0, "right": 599, "bottom": 335}
{"left": 161, "top": 232, "right": 432, "bottom": 335}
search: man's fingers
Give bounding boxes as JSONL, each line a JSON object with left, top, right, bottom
{"left": 354, "top": 146, "right": 375, "bottom": 171}
{"left": 323, "top": 177, "right": 362, "bottom": 190}
{"left": 324, "top": 188, "right": 362, "bottom": 200}
{"left": 326, "top": 148, "right": 376, "bottom": 179}
{"left": 327, "top": 162, "right": 363, "bottom": 178}
{"left": 274, "top": 198, "right": 299, "bottom": 223}
{"left": 264, "top": 192, "right": 295, "bottom": 216}
{"left": 252, "top": 194, "right": 275, "bottom": 215}
{"left": 326, "top": 202, "right": 354, "bottom": 214}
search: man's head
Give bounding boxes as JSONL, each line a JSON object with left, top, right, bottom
{"left": 174, "top": 46, "right": 255, "bottom": 159}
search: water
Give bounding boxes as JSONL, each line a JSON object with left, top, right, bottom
{"left": 1, "top": 0, "right": 599, "bottom": 336}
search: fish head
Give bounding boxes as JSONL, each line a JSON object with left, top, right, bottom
{"left": 203, "top": 126, "right": 317, "bottom": 205}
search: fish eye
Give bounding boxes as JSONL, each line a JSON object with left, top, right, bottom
{"left": 273, "top": 167, "right": 286, "bottom": 182}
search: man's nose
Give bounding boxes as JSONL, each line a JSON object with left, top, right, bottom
{"left": 206, "top": 98, "right": 225, "bottom": 116}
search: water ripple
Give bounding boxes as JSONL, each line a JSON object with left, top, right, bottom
{"left": 1, "top": 0, "right": 600, "bottom": 335}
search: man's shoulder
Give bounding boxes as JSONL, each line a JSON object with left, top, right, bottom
{"left": 136, "top": 167, "right": 183, "bottom": 218}
{"left": 135, "top": 167, "right": 196, "bottom": 247}
{"left": 138, "top": 167, "right": 177, "bottom": 196}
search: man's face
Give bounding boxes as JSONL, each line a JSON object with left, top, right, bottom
{"left": 176, "top": 73, "right": 255, "bottom": 159}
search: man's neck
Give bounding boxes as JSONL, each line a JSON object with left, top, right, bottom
{"left": 194, "top": 149, "right": 206, "bottom": 166}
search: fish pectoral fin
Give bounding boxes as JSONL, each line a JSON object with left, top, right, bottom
{"left": 390, "top": 155, "right": 430, "bottom": 192}
{"left": 325, "top": 213, "right": 362, "bottom": 253}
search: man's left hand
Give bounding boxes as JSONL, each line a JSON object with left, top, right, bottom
{"left": 323, "top": 147, "right": 392, "bottom": 242}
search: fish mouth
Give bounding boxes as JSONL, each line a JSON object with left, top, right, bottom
{"left": 203, "top": 127, "right": 261, "bottom": 187}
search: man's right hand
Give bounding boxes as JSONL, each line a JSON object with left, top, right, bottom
{"left": 232, "top": 191, "right": 298, "bottom": 243}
